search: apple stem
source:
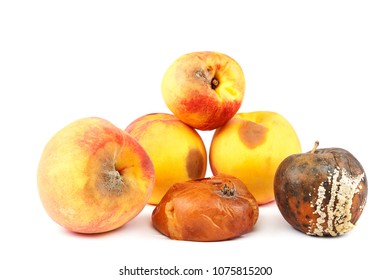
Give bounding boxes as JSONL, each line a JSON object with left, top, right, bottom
{"left": 311, "top": 141, "right": 320, "bottom": 153}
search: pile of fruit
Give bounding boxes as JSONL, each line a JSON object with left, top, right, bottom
{"left": 37, "top": 51, "right": 368, "bottom": 241}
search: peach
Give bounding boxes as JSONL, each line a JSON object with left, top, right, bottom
{"left": 161, "top": 51, "right": 245, "bottom": 130}
{"left": 152, "top": 175, "right": 259, "bottom": 242}
{"left": 210, "top": 111, "right": 302, "bottom": 205}
{"left": 125, "top": 113, "right": 207, "bottom": 205}
{"left": 37, "top": 117, "right": 155, "bottom": 234}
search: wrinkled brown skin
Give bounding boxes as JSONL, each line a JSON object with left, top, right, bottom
{"left": 274, "top": 147, "right": 368, "bottom": 236}
{"left": 152, "top": 174, "right": 259, "bottom": 242}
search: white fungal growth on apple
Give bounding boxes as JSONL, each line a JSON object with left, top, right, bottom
{"left": 312, "top": 183, "right": 326, "bottom": 236}
{"left": 308, "top": 167, "right": 365, "bottom": 236}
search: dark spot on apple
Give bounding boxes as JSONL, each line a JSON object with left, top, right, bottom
{"left": 297, "top": 162, "right": 308, "bottom": 172}
{"left": 238, "top": 121, "right": 268, "bottom": 149}
{"left": 322, "top": 180, "right": 330, "bottom": 189}
{"left": 310, "top": 167, "right": 319, "bottom": 176}
{"left": 283, "top": 182, "right": 290, "bottom": 196}
{"left": 303, "top": 192, "right": 312, "bottom": 203}
{"left": 186, "top": 148, "right": 205, "bottom": 180}
{"left": 289, "top": 185, "right": 299, "bottom": 197}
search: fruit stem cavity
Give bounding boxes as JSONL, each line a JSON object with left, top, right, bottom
{"left": 211, "top": 78, "right": 219, "bottom": 89}
{"left": 221, "top": 182, "right": 236, "bottom": 197}
{"left": 103, "top": 169, "right": 125, "bottom": 195}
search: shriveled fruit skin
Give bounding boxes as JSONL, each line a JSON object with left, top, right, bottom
{"left": 152, "top": 175, "right": 259, "bottom": 242}
{"left": 274, "top": 148, "right": 367, "bottom": 237}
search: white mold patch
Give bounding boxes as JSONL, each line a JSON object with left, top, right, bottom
{"left": 307, "top": 167, "right": 365, "bottom": 236}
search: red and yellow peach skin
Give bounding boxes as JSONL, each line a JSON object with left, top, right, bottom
{"left": 125, "top": 113, "right": 207, "bottom": 205}
{"left": 210, "top": 111, "right": 302, "bottom": 205}
{"left": 161, "top": 51, "right": 245, "bottom": 130}
{"left": 37, "top": 117, "right": 155, "bottom": 234}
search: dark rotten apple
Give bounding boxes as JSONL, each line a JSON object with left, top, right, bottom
{"left": 274, "top": 141, "right": 368, "bottom": 237}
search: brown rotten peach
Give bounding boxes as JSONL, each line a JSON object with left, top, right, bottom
{"left": 152, "top": 175, "right": 259, "bottom": 242}
{"left": 37, "top": 117, "right": 155, "bottom": 234}
{"left": 125, "top": 113, "right": 207, "bottom": 205}
{"left": 210, "top": 111, "right": 301, "bottom": 204}
{"left": 161, "top": 51, "right": 245, "bottom": 130}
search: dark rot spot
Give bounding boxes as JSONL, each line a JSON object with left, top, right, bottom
{"left": 186, "top": 148, "right": 205, "bottom": 179}
{"left": 238, "top": 121, "right": 268, "bottom": 149}
{"left": 298, "top": 162, "right": 308, "bottom": 172}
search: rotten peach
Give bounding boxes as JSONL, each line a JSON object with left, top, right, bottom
{"left": 152, "top": 174, "right": 259, "bottom": 242}
{"left": 210, "top": 111, "right": 302, "bottom": 204}
{"left": 161, "top": 51, "right": 245, "bottom": 130}
{"left": 37, "top": 117, "right": 155, "bottom": 234}
{"left": 125, "top": 113, "right": 207, "bottom": 205}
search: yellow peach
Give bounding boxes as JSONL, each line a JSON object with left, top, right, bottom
{"left": 37, "top": 117, "right": 155, "bottom": 233}
{"left": 161, "top": 51, "right": 245, "bottom": 130}
{"left": 125, "top": 113, "right": 207, "bottom": 205}
{"left": 210, "top": 111, "right": 302, "bottom": 205}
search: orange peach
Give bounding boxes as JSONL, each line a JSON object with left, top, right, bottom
{"left": 161, "top": 51, "right": 245, "bottom": 130}
{"left": 210, "top": 111, "right": 302, "bottom": 205}
{"left": 37, "top": 117, "right": 155, "bottom": 234}
{"left": 125, "top": 113, "right": 207, "bottom": 205}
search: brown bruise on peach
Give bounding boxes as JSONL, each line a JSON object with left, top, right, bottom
{"left": 238, "top": 121, "right": 268, "bottom": 149}
{"left": 186, "top": 148, "right": 205, "bottom": 180}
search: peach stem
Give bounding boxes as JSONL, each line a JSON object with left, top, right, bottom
{"left": 211, "top": 78, "right": 219, "bottom": 89}
{"left": 221, "top": 182, "right": 236, "bottom": 197}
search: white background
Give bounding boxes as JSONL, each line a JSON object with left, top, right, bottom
{"left": 1, "top": 1, "right": 389, "bottom": 279}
